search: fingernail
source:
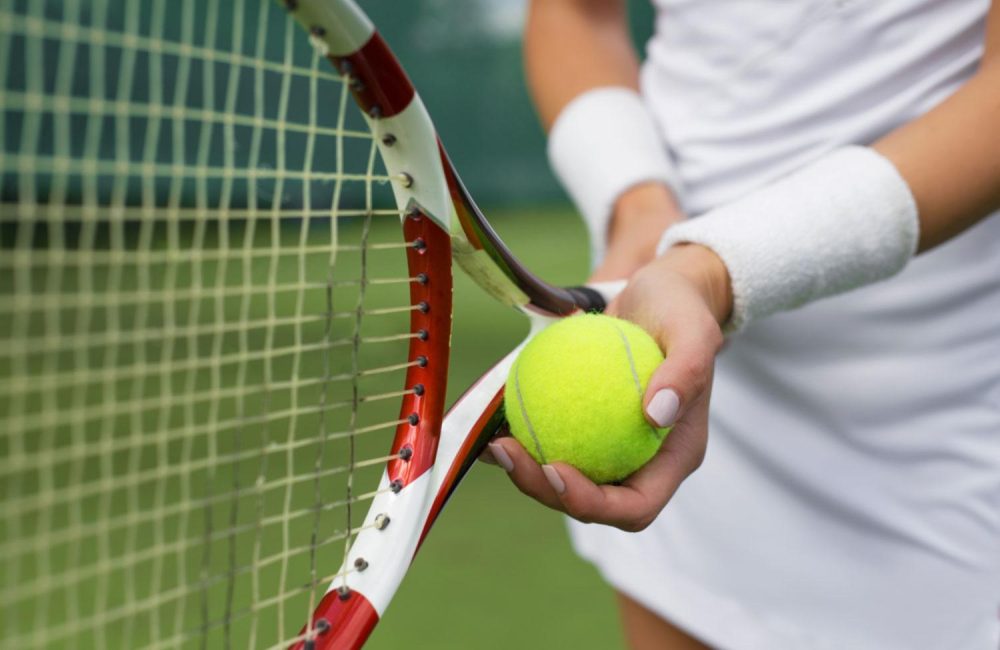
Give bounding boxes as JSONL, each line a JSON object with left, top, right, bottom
{"left": 646, "top": 389, "right": 680, "bottom": 427}
{"left": 488, "top": 442, "right": 514, "bottom": 473}
{"left": 542, "top": 465, "right": 565, "bottom": 495}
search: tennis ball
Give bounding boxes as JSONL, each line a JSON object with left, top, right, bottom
{"left": 504, "top": 313, "right": 669, "bottom": 484}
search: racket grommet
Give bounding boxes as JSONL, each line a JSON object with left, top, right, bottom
{"left": 310, "top": 25, "right": 326, "bottom": 37}
{"left": 315, "top": 619, "right": 331, "bottom": 634}
{"left": 349, "top": 76, "right": 365, "bottom": 91}
{"left": 416, "top": 355, "right": 428, "bottom": 367}
{"left": 411, "top": 237, "right": 426, "bottom": 251}
{"left": 415, "top": 272, "right": 428, "bottom": 285}
{"left": 336, "top": 586, "right": 351, "bottom": 601}
{"left": 390, "top": 479, "right": 404, "bottom": 494}
{"left": 374, "top": 513, "right": 391, "bottom": 530}
{"left": 417, "top": 328, "right": 428, "bottom": 341}
{"left": 369, "top": 104, "right": 382, "bottom": 118}
{"left": 416, "top": 301, "right": 429, "bottom": 313}
{"left": 407, "top": 413, "right": 420, "bottom": 426}
{"left": 382, "top": 133, "right": 397, "bottom": 146}
{"left": 406, "top": 207, "right": 422, "bottom": 220}
{"left": 397, "top": 171, "right": 414, "bottom": 187}
{"left": 412, "top": 383, "right": 425, "bottom": 396}
{"left": 354, "top": 558, "right": 369, "bottom": 572}
{"left": 399, "top": 445, "right": 414, "bottom": 461}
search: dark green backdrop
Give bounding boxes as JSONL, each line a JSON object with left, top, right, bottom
{"left": 363, "top": 0, "right": 656, "bottom": 206}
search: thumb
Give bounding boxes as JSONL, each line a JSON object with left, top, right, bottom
{"left": 642, "top": 327, "right": 718, "bottom": 428}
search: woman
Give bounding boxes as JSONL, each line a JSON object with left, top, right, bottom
{"left": 485, "top": 1, "right": 1000, "bottom": 648}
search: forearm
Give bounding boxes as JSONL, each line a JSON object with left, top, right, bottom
{"left": 876, "top": 53, "right": 1000, "bottom": 252}
{"left": 669, "top": 73, "right": 1000, "bottom": 327}
{"left": 660, "top": 6, "right": 1000, "bottom": 330}
{"left": 525, "top": 0, "right": 638, "bottom": 128}
{"left": 528, "top": 1, "right": 683, "bottom": 275}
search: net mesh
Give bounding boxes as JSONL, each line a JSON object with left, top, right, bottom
{"left": 0, "top": 0, "right": 416, "bottom": 647}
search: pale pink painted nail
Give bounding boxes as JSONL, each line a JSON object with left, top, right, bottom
{"left": 542, "top": 465, "right": 566, "bottom": 495}
{"left": 646, "top": 389, "right": 680, "bottom": 427}
{"left": 488, "top": 442, "right": 514, "bottom": 472}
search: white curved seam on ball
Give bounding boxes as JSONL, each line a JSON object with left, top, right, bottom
{"left": 611, "top": 322, "right": 662, "bottom": 440}
{"left": 514, "top": 359, "right": 548, "bottom": 464}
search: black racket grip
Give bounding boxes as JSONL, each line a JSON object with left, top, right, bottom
{"left": 565, "top": 285, "right": 608, "bottom": 313}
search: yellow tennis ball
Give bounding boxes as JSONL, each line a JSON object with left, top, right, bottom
{"left": 504, "top": 313, "right": 670, "bottom": 484}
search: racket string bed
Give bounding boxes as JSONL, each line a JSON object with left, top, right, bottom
{"left": 0, "top": 0, "right": 425, "bottom": 648}
{"left": 3, "top": 0, "right": 592, "bottom": 646}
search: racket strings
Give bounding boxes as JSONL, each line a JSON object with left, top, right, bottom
{"left": 1, "top": 448, "right": 404, "bottom": 605}
{"left": 0, "top": 335, "right": 426, "bottom": 415}
{"left": 0, "top": 402, "right": 421, "bottom": 530}
{"left": 1, "top": 0, "right": 422, "bottom": 647}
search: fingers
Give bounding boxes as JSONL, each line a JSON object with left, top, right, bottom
{"left": 542, "top": 413, "right": 705, "bottom": 532}
{"left": 478, "top": 423, "right": 512, "bottom": 466}
{"left": 489, "top": 437, "right": 625, "bottom": 521}
{"left": 488, "top": 412, "right": 708, "bottom": 532}
{"left": 642, "top": 308, "right": 721, "bottom": 429}
{"left": 541, "top": 463, "right": 659, "bottom": 531}
{"left": 629, "top": 398, "right": 709, "bottom": 497}
{"left": 489, "top": 254, "right": 722, "bottom": 533}
{"left": 488, "top": 315, "right": 714, "bottom": 531}
{"left": 613, "top": 278, "right": 723, "bottom": 427}
{"left": 488, "top": 438, "right": 565, "bottom": 511}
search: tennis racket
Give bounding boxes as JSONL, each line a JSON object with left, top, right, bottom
{"left": 0, "top": 0, "right": 619, "bottom": 648}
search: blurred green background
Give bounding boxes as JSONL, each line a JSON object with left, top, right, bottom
{"left": 362, "top": 0, "right": 655, "bottom": 206}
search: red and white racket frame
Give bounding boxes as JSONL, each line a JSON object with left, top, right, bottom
{"left": 284, "top": 2, "right": 620, "bottom": 647}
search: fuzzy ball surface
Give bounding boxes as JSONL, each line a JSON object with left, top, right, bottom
{"left": 504, "top": 313, "right": 669, "bottom": 484}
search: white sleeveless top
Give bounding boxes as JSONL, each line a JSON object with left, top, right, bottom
{"left": 568, "top": 1, "right": 1000, "bottom": 647}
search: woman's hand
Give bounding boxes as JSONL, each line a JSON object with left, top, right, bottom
{"left": 589, "top": 182, "right": 685, "bottom": 282}
{"left": 488, "top": 244, "right": 732, "bottom": 532}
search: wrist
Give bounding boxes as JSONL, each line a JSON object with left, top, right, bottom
{"left": 656, "top": 146, "right": 918, "bottom": 331}
{"left": 656, "top": 244, "right": 733, "bottom": 326}
{"left": 546, "top": 88, "right": 683, "bottom": 265}
{"left": 613, "top": 181, "right": 682, "bottom": 221}
{"left": 608, "top": 182, "right": 683, "bottom": 246}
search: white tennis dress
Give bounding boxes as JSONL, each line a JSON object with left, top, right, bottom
{"left": 566, "top": 1, "right": 1000, "bottom": 648}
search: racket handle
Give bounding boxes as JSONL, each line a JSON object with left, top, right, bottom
{"left": 569, "top": 280, "right": 626, "bottom": 313}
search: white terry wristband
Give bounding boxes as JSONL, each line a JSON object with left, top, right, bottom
{"left": 657, "top": 146, "right": 919, "bottom": 331}
{"left": 547, "top": 87, "right": 682, "bottom": 265}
